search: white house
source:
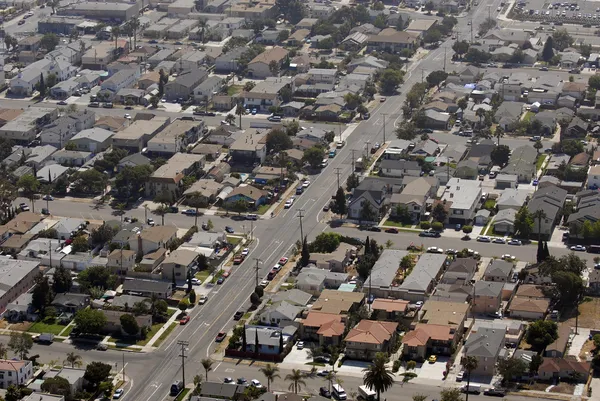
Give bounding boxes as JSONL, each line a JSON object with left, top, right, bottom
{"left": 0, "top": 359, "right": 33, "bottom": 389}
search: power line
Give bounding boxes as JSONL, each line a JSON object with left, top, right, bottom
{"left": 177, "top": 340, "right": 189, "bottom": 388}
{"left": 296, "top": 208, "right": 305, "bottom": 243}
{"left": 381, "top": 113, "right": 388, "bottom": 143}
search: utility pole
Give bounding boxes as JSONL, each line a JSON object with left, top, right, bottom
{"left": 253, "top": 258, "right": 262, "bottom": 288}
{"left": 338, "top": 124, "right": 342, "bottom": 142}
{"left": 421, "top": 69, "right": 424, "bottom": 82}
{"left": 334, "top": 168, "right": 341, "bottom": 189}
{"left": 351, "top": 149, "right": 356, "bottom": 172}
{"left": 250, "top": 219, "right": 253, "bottom": 241}
{"left": 443, "top": 46, "right": 447, "bottom": 72}
{"left": 49, "top": 240, "right": 52, "bottom": 268}
{"left": 470, "top": 21, "right": 473, "bottom": 43}
{"left": 381, "top": 113, "right": 387, "bottom": 143}
{"left": 177, "top": 340, "right": 189, "bottom": 388}
{"left": 296, "top": 209, "right": 305, "bottom": 243}
{"left": 122, "top": 352, "right": 125, "bottom": 383}
{"left": 365, "top": 140, "right": 371, "bottom": 157}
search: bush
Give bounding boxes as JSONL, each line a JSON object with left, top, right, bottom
{"left": 420, "top": 221, "right": 431, "bottom": 230}
{"left": 431, "top": 221, "right": 444, "bottom": 231}
{"left": 392, "top": 360, "right": 401, "bottom": 373}
{"left": 178, "top": 298, "right": 190, "bottom": 311}
{"left": 188, "top": 291, "right": 196, "bottom": 305}
{"left": 463, "top": 225, "right": 473, "bottom": 234}
{"left": 254, "top": 286, "right": 264, "bottom": 298}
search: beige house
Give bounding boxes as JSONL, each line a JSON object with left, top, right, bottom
{"left": 101, "top": 310, "right": 152, "bottom": 335}
{"left": 160, "top": 249, "right": 198, "bottom": 282}
{"left": 308, "top": 243, "right": 356, "bottom": 273}
{"left": 371, "top": 299, "right": 409, "bottom": 321}
{"left": 299, "top": 311, "right": 345, "bottom": 346}
{"left": 128, "top": 226, "right": 178, "bottom": 255}
{"left": 248, "top": 47, "right": 289, "bottom": 79}
{"left": 508, "top": 296, "right": 550, "bottom": 320}
{"left": 345, "top": 320, "right": 398, "bottom": 360}
{"left": 107, "top": 249, "right": 136, "bottom": 274}
{"left": 471, "top": 281, "right": 503, "bottom": 315}
{"left": 402, "top": 323, "right": 456, "bottom": 360}
{"left": 463, "top": 327, "right": 506, "bottom": 376}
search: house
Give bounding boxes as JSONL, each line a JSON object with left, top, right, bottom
{"left": 107, "top": 249, "right": 136, "bottom": 274}
{"left": 228, "top": 129, "right": 268, "bottom": 164}
{"left": 483, "top": 259, "right": 513, "bottom": 282}
{"left": 463, "top": 327, "right": 506, "bottom": 376}
{"left": 508, "top": 296, "right": 550, "bottom": 320}
{"left": 501, "top": 145, "right": 537, "bottom": 183}
{"left": 495, "top": 174, "right": 518, "bottom": 190}
{"left": 0, "top": 259, "right": 41, "bottom": 313}
{"left": 347, "top": 178, "right": 399, "bottom": 222}
{"left": 390, "top": 177, "right": 438, "bottom": 222}
{"left": 496, "top": 189, "right": 529, "bottom": 211}
{"left": 223, "top": 185, "right": 268, "bottom": 209}
{"left": 117, "top": 153, "right": 151, "bottom": 171}
{"left": 128, "top": 226, "right": 178, "bottom": 255}
{"left": 259, "top": 301, "right": 302, "bottom": 327}
{"left": 570, "top": 152, "right": 590, "bottom": 170}
{"left": 99, "top": 68, "right": 141, "bottom": 100}
{"left": 17, "top": 238, "right": 63, "bottom": 268}
{"left": 243, "top": 78, "right": 291, "bottom": 111}
{"left": 440, "top": 178, "right": 482, "bottom": 225}
{"left": 0, "top": 108, "right": 59, "bottom": 144}
{"left": 588, "top": 165, "right": 600, "bottom": 189}
{"left": 379, "top": 159, "right": 420, "bottom": 178}
{"left": 112, "top": 116, "right": 170, "bottom": 154}
{"left": 367, "top": 28, "right": 419, "bottom": 53}
{"left": 145, "top": 153, "right": 205, "bottom": 196}
{"left": 69, "top": 128, "right": 113, "bottom": 152}
{"left": 51, "top": 367, "right": 86, "bottom": 395}
{"left": 312, "top": 290, "right": 364, "bottom": 315}
{"left": 193, "top": 76, "right": 223, "bottom": 103}
{"left": 122, "top": 279, "right": 172, "bottom": 299}
{"left": 299, "top": 311, "right": 345, "bottom": 346}
{"left": 52, "top": 150, "right": 93, "bottom": 167}
{"left": 248, "top": 47, "right": 289, "bottom": 79}
{"left": 39, "top": 110, "right": 96, "bottom": 149}
{"left": 528, "top": 184, "right": 568, "bottom": 239}
{"left": 101, "top": 309, "right": 152, "bottom": 334}
{"left": 165, "top": 69, "right": 208, "bottom": 101}
{"left": 371, "top": 299, "right": 409, "bottom": 320}
{"left": 25, "top": 145, "right": 57, "bottom": 170}
{"left": 344, "top": 320, "right": 398, "bottom": 361}
{"left": 308, "top": 243, "right": 356, "bottom": 273}
{"left": 271, "top": 289, "right": 312, "bottom": 307}
{"left": 243, "top": 326, "right": 290, "bottom": 355}
{"left": 51, "top": 293, "right": 90, "bottom": 314}
{"left": 161, "top": 249, "right": 198, "bottom": 282}
{"left": 441, "top": 258, "right": 477, "bottom": 285}
{"left": 537, "top": 358, "right": 590, "bottom": 382}
{"left": 95, "top": 116, "right": 129, "bottom": 133}
{"left": 295, "top": 268, "right": 347, "bottom": 295}
{"left": 495, "top": 101, "right": 523, "bottom": 130}
{"left": 397, "top": 254, "right": 447, "bottom": 301}
{"left": 402, "top": 323, "right": 457, "bottom": 360}
{"left": 471, "top": 281, "right": 503, "bottom": 315}
{"left": 0, "top": 359, "right": 33, "bottom": 388}
{"left": 545, "top": 323, "right": 572, "bottom": 358}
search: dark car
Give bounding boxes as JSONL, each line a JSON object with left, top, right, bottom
{"left": 385, "top": 228, "right": 399, "bottom": 234}
{"left": 483, "top": 388, "right": 505, "bottom": 397}
{"left": 233, "top": 311, "right": 244, "bottom": 320}
{"left": 215, "top": 332, "right": 227, "bottom": 342}
{"left": 149, "top": 39, "right": 158, "bottom": 44}
{"left": 216, "top": 277, "right": 224, "bottom": 284}
{"left": 319, "top": 388, "right": 331, "bottom": 398}
{"left": 225, "top": 226, "right": 235, "bottom": 233}
{"left": 368, "top": 226, "right": 382, "bottom": 232}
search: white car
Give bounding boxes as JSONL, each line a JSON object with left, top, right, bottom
{"left": 124, "top": 113, "right": 131, "bottom": 119}
{"left": 259, "top": 280, "right": 269, "bottom": 288}
{"left": 42, "top": 195, "right": 54, "bottom": 201}
{"left": 427, "top": 246, "right": 444, "bottom": 254}
{"left": 272, "top": 264, "right": 282, "bottom": 271}
{"left": 198, "top": 295, "right": 208, "bottom": 304}
{"left": 250, "top": 380, "right": 262, "bottom": 388}
{"left": 241, "top": 248, "right": 250, "bottom": 257}
{"left": 445, "top": 249, "right": 457, "bottom": 255}
{"left": 492, "top": 238, "right": 506, "bottom": 244}
{"left": 508, "top": 239, "right": 522, "bottom": 246}
{"left": 501, "top": 254, "right": 516, "bottom": 261}
{"left": 477, "top": 236, "right": 491, "bottom": 242}
{"left": 296, "top": 341, "right": 304, "bottom": 349}
{"left": 191, "top": 278, "right": 201, "bottom": 285}
{"left": 302, "top": 180, "right": 310, "bottom": 188}
{"left": 570, "top": 245, "right": 586, "bottom": 251}
{"left": 284, "top": 198, "right": 294, "bottom": 208}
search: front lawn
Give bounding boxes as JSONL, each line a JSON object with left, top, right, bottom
{"left": 227, "top": 235, "right": 242, "bottom": 245}
{"left": 153, "top": 322, "right": 178, "bottom": 347}
{"left": 109, "top": 323, "right": 163, "bottom": 346}
{"left": 256, "top": 204, "right": 271, "bottom": 215}
{"left": 483, "top": 199, "right": 496, "bottom": 210}
{"left": 227, "top": 85, "right": 242, "bottom": 96}
{"left": 28, "top": 321, "right": 68, "bottom": 335}
{"left": 523, "top": 111, "right": 534, "bottom": 122}
{"left": 195, "top": 269, "right": 211, "bottom": 282}
{"left": 536, "top": 154, "right": 547, "bottom": 171}
{"left": 383, "top": 219, "right": 413, "bottom": 228}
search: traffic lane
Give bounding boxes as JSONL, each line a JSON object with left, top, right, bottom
{"left": 329, "top": 226, "right": 596, "bottom": 264}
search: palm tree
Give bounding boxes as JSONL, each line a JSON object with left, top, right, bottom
{"left": 152, "top": 204, "right": 169, "bottom": 225}
{"left": 532, "top": 209, "right": 547, "bottom": 242}
{"left": 461, "top": 356, "right": 478, "bottom": 401}
{"left": 64, "top": 352, "right": 82, "bottom": 368}
{"left": 201, "top": 358, "right": 214, "bottom": 381}
{"left": 494, "top": 125, "right": 504, "bottom": 146}
{"left": 475, "top": 108, "right": 485, "bottom": 129}
{"left": 111, "top": 25, "right": 121, "bottom": 52}
{"left": 235, "top": 100, "right": 247, "bottom": 129}
{"left": 362, "top": 353, "right": 394, "bottom": 401}
{"left": 186, "top": 192, "right": 207, "bottom": 227}
{"left": 129, "top": 17, "right": 140, "bottom": 48}
{"left": 259, "top": 364, "right": 280, "bottom": 392}
{"left": 197, "top": 19, "right": 207, "bottom": 43}
{"left": 285, "top": 369, "right": 306, "bottom": 394}
{"left": 225, "top": 114, "right": 236, "bottom": 125}
{"left": 324, "top": 371, "right": 336, "bottom": 392}
{"left": 534, "top": 140, "right": 543, "bottom": 154}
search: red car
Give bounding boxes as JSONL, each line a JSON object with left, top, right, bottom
{"left": 233, "top": 256, "right": 243, "bottom": 265}
{"left": 385, "top": 228, "right": 399, "bottom": 234}
{"left": 222, "top": 271, "right": 230, "bottom": 278}
{"left": 179, "top": 315, "right": 190, "bottom": 325}
{"left": 215, "top": 332, "right": 227, "bottom": 342}
{"left": 279, "top": 257, "right": 289, "bottom": 265}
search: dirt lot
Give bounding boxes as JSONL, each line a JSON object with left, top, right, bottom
{"left": 579, "top": 339, "right": 595, "bottom": 361}
{"left": 9, "top": 322, "right": 32, "bottom": 331}
{"left": 562, "top": 297, "right": 600, "bottom": 330}
{"left": 550, "top": 383, "right": 576, "bottom": 394}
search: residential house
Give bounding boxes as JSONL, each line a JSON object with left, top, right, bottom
{"left": 214, "top": 47, "right": 246, "bottom": 73}
{"left": 348, "top": 178, "right": 401, "bottom": 222}
{"left": 483, "top": 259, "right": 513, "bottom": 282}
{"left": 259, "top": 301, "right": 302, "bottom": 327}
{"left": 101, "top": 309, "right": 152, "bottom": 334}
{"left": 396, "top": 254, "right": 447, "bottom": 301}
{"left": 99, "top": 68, "right": 141, "bottom": 101}
{"left": 402, "top": 323, "right": 457, "bottom": 360}
{"left": 441, "top": 258, "right": 477, "bottom": 285}
{"left": 390, "top": 177, "right": 438, "bottom": 222}
{"left": 463, "top": 327, "right": 506, "bottom": 376}
{"left": 0, "top": 259, "right": 41, "bottom": 313}
{"left": 52, "top": 150, "right": 93, "bottom": 167}
{"left": 165, "top": 69, "right": 208, "bottom": 101}
{"left": 471, "top": 281, "right": 503, "bottom": 315}
{"left": 0, "top": 360, "right": 34, "bottom": 388}
{"left": 570, "top": 152, "right": 590, "bottom": 170}
{"left": 193, "top": 76, "right": 223, "bottom": 103}
{"left": 121, "top": 279, "right": 173, "bottom": 299}
{"left": 371, "top": 299, "right": 409, "bottom": 320}
{"left": 588, "top": 165, "right": 600, "bottom": 189}
{"left": 299, "top": 311, "right": 345, "bottom": 346}
{"left": 344, "top": 320, "right": 398, "bottom": 361}
{"left": 243, "top": 78, "right": 291, "bottom": 111}
{"left": 537, "top": 358, "right": 590, "bottom": 382}
{"left": 440, "top": 178, "right": 482, "bottom": 225}
{"left": 248, "top": 47, "right": 289, "bottom": 79}
{"left": 495, "top": 101, "right": 523, "bottom": 130}
{"left": 295, "top": 268, "right": 347, "bottom": 295}
{"left": 379, "top": 159, "right": 421, "bottom": 178}
{"left": 145, "top": 153, "right": 205, "bottom": 197}
{"left": 113, "top": 116, "right": 171, "bottom": 153}
{"left": 544, "top": 323, "right": 572, "bottom": 358}
{"left": 107, "top": 249, "right": 136, "bottom": 274}
{"left": 367, "top": 28, "right": 419, "bottom": 53}
{"left": 508, "top": 296, "right": 550, "bottom": 320}
{"left": 69, "top": 128, "right": 113, "bottom": 152}
{"left": 528, "top": 184, "right": 568, "bottom": 239}
{"left": 51, "top": 293, "right": 90, "bottom": 314}
{"left": 160, "top": 249, "right": 198, "bottom": 282}
{"left": 501, "top": 145, "right": 537, "bottom": 183}
{"left": 228, "top": 129, "right": 268, "bottom": 164}
{"left": 128, "top": 226, "right": 178, "bottom": 254}
{"left": 496, "top": 189, "right": 529, "bottom": 211}
{"left": 271, "top": 289, "right": 312, "bottom": 307}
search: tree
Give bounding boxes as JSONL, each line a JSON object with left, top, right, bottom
{"left": 514, "top": 205, "right": 534, "bottom": 239}
{"left": 332, "top": 187, "right": 347, "bottom": 217}
{"left": 526, "top": 320, "right": 558, "bottom": 350}
{"left": 412, "top": 395, "right": 427, "bottom": 401}
{"left": 452, "top": 41, "right": 470, "bottom": 58}
{"left": 229, "top": 199, "right": 248, "bottom": 216}
{"left": 225, "top": 114, "right": 236, "bottom": 125}
{"left": 303, "top": 146, "right": 324, "bottom": 169}
{"left": 534, "top": 140, "right": 543, "bottom": 154}
{"left": 152, "top": 205, "right": 169, "bottom": 226}
{"left": 431, "top": 203, "right": 447, "bottom": 223}
{"left": 41, "top": 33, "right": 59, "bottom": 51}
{"left": 77, "top": 265, "right": 114, "bottom": 290}
{"left": 359, "top": 202, "right": 377, "bottom": 224}
{"left": 395, "top": 121, "right": 417, "bottom": 140}
{"left": 552, "top": 271, "right": 584, "bottom": 306}
{"left": 379, "top": 69, "right": 404, "bottom": 94}
{"left": 74, "top": 308, "right": 108, "bottom": 334}
{"left": 285, "top": 369, "right": 306, "bottom": 394}
{"left": 542, "top": 36, "right": 554, "bottom": 62}
{"left": 0, "top": 343, "right": 7, "bottom": 359}
{"left": 100, "top": 382, "right": 114, "bottom": 399}
{"left": 71, "top": 235, "right": 89, "bottom": 252}
{"left": 478, "top": 17, "right": 497, "bottom": 36}
{"left": 46, "top": 73, "right": 58, "bottom": 89}
{"left": 259, "top": 364, "right": 280, "bottom": 392}
{"left": 552, "top": 29, "right": 573, "bottom": 51}
{"left": 394, "top": 205, "right": 413, "bottom": 225}
{"left": 201, "top": 358, "right": 214, "bottom": 381}
{"left": 346, "top": 173, "right": 360, "bottom": 191}
{"left": 41, "top": 377, "right": 71, "bottom": 399}
{"left": 529, "top": 354, "right": 543, "bottom": 375}
{"left": 311, "top": 233, "right": 341, "bottom": 253}
{"left": 266, "top": 129, "right": 293, "bottom": 152}
{"left": 532, "top": 209, "right": 547, "bottom": 242}
{"left": 589, "top": 75, "right": 600, "bottom": 90}
{"left": 300, "top": 237, "right": 310, "bottom": 267}
{"left": 84, "top": 362, "right": 112, "bottom": 388}
{"left": 494, "top": 125, "right": 504, "bottom": 146}
{"left": 178, "top": 298, "right": 190, "bottom": 312}
{"left": 426, "top": 70, "right": 448, "bottom": 87}
{"left": 490, "top": 144, "right": 510, "bottom": 166}
{"left": 457, "top": 98, "right": 468, "bottom": 111}
{"left": 424, "top": 1, "right": 435, "bottom": 11}
{"left": 269, "top": 60, "right": 280, "bottom": 76}
{"left": 64, "top": 352, "right": 82, "bottom": 368}
{"left": 461, "top": 356, "right": 478, "bottom": 401}
{"left": 497, "top": 358, "right": 527, "bottom": 384}
{"left": 324, "top": 371, "right": 336, "bottom": 392}
{"left": 362, "top": 353, "right": 394, "bottom": 401}
{"left": 440, "top": 388, "right": 463, "bottom": 401}
{"left": 357, "top": 104, "right": 369, "bottom": 118}
{"left": 18, "top": 174, "right": 40, "bottom": 213}
{"left": 8, "top": 332, "right": 33, "bottom": 359}
{"left": 120, "top": 314, "right": 139, "bottom": 336}
{"left": 32, "top": 274, "right": 53, "bottom": 312}
{"left": 243, "top": 81, "right": 256, "bottom": 92}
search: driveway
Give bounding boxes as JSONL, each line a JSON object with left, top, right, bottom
{"left": 281, "top": 343, "right": 313, "bottom": 367}
{"left": 415, "top": 356, "right": 448, "bottom": 382}
{"left": 568, "top": 328, "right": 590, "bottom": 361}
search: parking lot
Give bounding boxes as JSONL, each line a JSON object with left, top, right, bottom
{"left": 514, "top": 0, "right": 600, "bottom": 25}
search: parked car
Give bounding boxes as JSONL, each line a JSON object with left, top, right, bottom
{"left": 42, "top": 195, "right": 54, "bottom": 201}
{"left": 179, "top": 315, "right": 190, "bottom": 325}
{"left": 477, "top": 236, "right": 491, "bottom": 242}
{"left": 233, "top": 311, "right": 244, "bottom": 320}
{"left": 320, "top": 387, "right": 331, "bottom": 398}
{"left": 113, "top": 389, "right": 124, "bottom": 399}
{"left": 216, "top": 332, "right": 227, "bottom": 342}
{"left": 199, "top": 295, "right": 208, "bottom": 305}
{"left": 296, "top": 341, "right": 304, "bottom": 349}
{"left": 571, "top": 245, "right": 586, "bottom": 251}
{"left": 508, "top": 239, "right": 522, "bottom": 245}
{"left": 483, "top": 388, "right": 506, "bottom": 397}
{"left": 385, "top": 228, "right": 399, "bottom": 234}
{"left": 279, "top": 257, "right": 288, "bottom": 265}
{"left": 225, "top": 226, "right": 235, "bottom": 233}
{"left": 428, "top": 355, "right": 437, "bottom": 363}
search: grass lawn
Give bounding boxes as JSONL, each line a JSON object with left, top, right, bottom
{"left": 523, "top": 111, "right": 534, "bottom": 122}
{"left": 227, "top": 235, "right": 242, "bottom": 245}
{"left": 483, "top": 199, "right": 496, "bottom": 210}
{"left": 256, "top": 204, "right": 271, "bottom": 215}
{"left": 383, "top": 219, "right": 413, "bottom": 228}
{"left": 195, "top": 270, "right": 211, "bottom": 282}
{"left": 483, "top": 223, "right": 496, "bottom": 236}
{"left": 175, "top": 388, "right": 190, "bottom": 401}
{"left": 227, "top": 85, "right": 242, "bottom": 96}
{"left": 153, "top": 322, "right": 178, "bottom": 347}
{"left": 536, "top": 154, "right": 548, "bottom": 171}
{"left": 59, "top": 325, "right": 74, "bottom": 337}
{"left": 243, "top": 312, "right": 252, "bottom": 319}
{"left": 110, "top": 323, "right": 163, "bottom": 346}
{"left": 27, "top": 321, "right": 68, "bottom": 335}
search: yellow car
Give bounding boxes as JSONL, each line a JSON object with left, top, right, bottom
{"left": 428, "top": 355, "right": 437, "bottom": 363}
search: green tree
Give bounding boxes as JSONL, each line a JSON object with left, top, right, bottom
{"left": 235, "top": 100, "right": 248, "bottom": 129}
{"left": 362, "top": 353, "right": 394, "bottom": 401}
{"left": 201, "top": 358, "right": 214, "bottom": 381}
{"left": 452, "top": 41, "right": 469, "bottom": 58}
{"left": 64, "top": 351, "right": 82, "bottom": 368}
{"left": 266, "top": 129, "right": 293, "bottom": 152}
{"left": 230, "top": 199, "right": 249, "bottom": 215}
{"left": 346, "top": 173, "right": 360, "bottom": 191}
{"left": 333, "top": 187, "right": 347, "bottom": 217}
{"left": 74, "top": 308, "right": 108, "bottom": 334}
{"left": 303, "top": 146, "right": 324, "bottom": 169}
{"left": 552, "top": 29, "right": 573, "bottom": 51}
{"left": 514, "top": 205, "right": 533, "bottom": 239}
{"left": 186, "top": 191, "right": 208, "bottom": 227}
{"left": 359, "top": 202, "right": 377, "bottom": 224}
{"left": 41, "top": 33, "right": 59, "bottom": 51}
{"left": 426, "top": 70, "right": 448, "bottom": 87}
{"left": 534, "top": 140, "right": 543, "bottom": 154}
{"left": 32, "top": 274, "right": 53, "bottom": 312}
{"left": 529, "top": 354, "right": 543, "bottom": 375}
{"left": 41, "top": 377, "right": 71, "bottom": 399}
{"left": 8, "top": 332, "right": 33, "bottom": 359}
{"left": 379, "top": 69, "right": 404, "bottom": 94}
{"left": 120, "top": 314, "right": 139, "bottom": 336}
{"left": 285, "top": 369, "right": 306, "bottom": 394}
{"left": 526, "top": 320, "right": 558, "bottom": 350}
{"left": 589, "top": 75, "right": 600, "bottom": 90}
{"left": 259, "top": 364, "right": 280, "bottom": 392}
{"left": 17, "top": 174, "right": 40, "bottom": 213}
{"left": 300, "top": 236, "right": 310, "bottom": 267}
{"left": 395, "top": 121, "right": 417, "bottom": 140}
{"left": 440, "top": 388, "right": 463, "bottom": 401}
{"left": 461, "top": 356, "right": 478, "bottom": 401}
{"left": 84, "top": 362, "right": 112, "bottom": 389}
{"left": 532, "top": 209, "right": 547, "bottom": 242}
{"left": 497, "top": 358, "right": 527, "bottom": 384}
{"left": 490, "top": 144, "right": 510, "bottom": 166}
{"left": 431, "top": 203, "right": 447, "bottom": 223}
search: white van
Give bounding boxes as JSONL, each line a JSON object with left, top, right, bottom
{"left": 320, "top": 158, "right": 328, "bottom": 168}
{"left": 332, "top": 384, "right": 347, "bottom": 400}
